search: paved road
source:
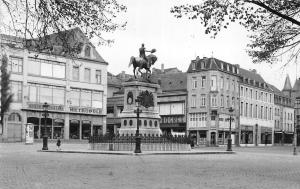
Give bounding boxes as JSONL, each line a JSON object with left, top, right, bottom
{"left": 1, "top": 143, "right": 300, "bottom": 189}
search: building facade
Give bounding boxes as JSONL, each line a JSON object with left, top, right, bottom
{"left": 239, "top": 68, "right": 275, "bottom": 146}
{"left": 1, "top": 28, "right": 107, "bottom": 142}
{"left": 187, "top": 57, "right": 240, "bottom": 146}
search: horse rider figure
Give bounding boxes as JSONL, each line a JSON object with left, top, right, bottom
{"left": 139, "top": 43, "right": 152, "bottom": 69}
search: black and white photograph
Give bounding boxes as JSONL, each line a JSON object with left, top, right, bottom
{"left": 0, "top": 1, "right": 300, "bottom": 189}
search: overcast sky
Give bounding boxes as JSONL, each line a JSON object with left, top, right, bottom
{"left": 98, "top": 0, "right": 299, "bottom": 90}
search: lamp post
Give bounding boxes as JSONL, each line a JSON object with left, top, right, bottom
{"left": 134, "top": 97, "right": 142, "bottom": 153}
{"left": 42, "top": 102, "right": 49, "bottom": 150}
{"left": 227, "top": 107, "right": 234, "bottom": 151}
{"left": 293, "top": 123, "right": 297, "bottom": 155}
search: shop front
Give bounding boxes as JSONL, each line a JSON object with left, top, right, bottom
{"left": 240, "top": 125, "right": 254, "bottom": 145}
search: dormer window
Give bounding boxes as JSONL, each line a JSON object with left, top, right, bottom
{"left": 221, "top": 63, "right": 223, "bottom": 70}
{"left": 227, "top": 65, "right": 230, "bottom": 72}
{"left": 85, "top": 45, "right": 91, "bottom": 57}
{"left": 192, "top": 62, "right": 196, "bottom": 70}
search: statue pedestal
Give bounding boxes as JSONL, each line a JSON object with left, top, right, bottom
{"left": 118, "top": 80, "right": 162, "bottom": 136}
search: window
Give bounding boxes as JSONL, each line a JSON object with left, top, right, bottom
{"left": 245, "top": 88, "right": 248, "bottom": 98}
{"left": 250, "top": 104, "right": 253, "bottom": 117}
{"left": 9, "top": 57, "right": 23, "bottom": 73}
{"left": 255, "top": 91, "right": 258, "bottom": 100}
{"left": 240, "top": 86, "right": 243, "bottom": 96}
{"left": 192, "top": 77, "right": 197, "bottom": 89}
{"left": 232, "top": 97, "right": 235, "bottom": 108}
{"left": 220, "top": 77, "right": 224, "bottom": 89}
{"left": 255, "top": 105, "right": 258, "bottom": 118}
{"left": 53, "top": 87, "right": 65, "bottom": 105}
{"left": 70, "top": 89, "right": 80, "bottom": 106}
{"left": 191, "top": 95, "right": 196, "bottom": 107}
{"left": 192, "top": 62, "right": 196, "bottom": 70}
{"left": 240, "top": 102, "right": 243, "bottom": 116}
{"left": 220, "top": 95, "right": 224, "bottom": 107}
{"left": 10, "top": 81, "right": 22, "bottom": 102}
{"left": 260, "top": 106, "right": 263, "bottom": 119}
{"left": 201, "top": 76, "right": 206, "bottom": 87}
{"left": 72, "top": 66, "right": 80, "bottom": 81}
{"left": 8, "top": 113, "right": 21, "bottom": 122}
{"left": 201, "top": 94, "right": 206, "bottom": 107}
{"left": 84, "top": 68, "right": 91, "bottom": 82}
{"left": 265, "top": 107, "right": 268, "bottom": 119}
{"left": 226, "top": 78, "right": 230, "bottom": 90}
{"left": 226, "top": 96, "right": 230, "bottom": 108}
{"left": 41, "top": 61, "right": 53, "bottom": 77}
{"left": 211, "top": 75, "right": 217, "bottom": 91}
{"left": 28, "top": 58, "right": 65, "bottom": 79}
{"left": 85, "top": 45, "right": 91, "bottom": 57}
{"left": 211, "top": 95, "right": 217, "bottom": 107}
{"left": 92, "top": 91, "right": 103, "bottom": 108}
{"left": 96, "top": 70, "right": 102, "bottom": 84}
{"left": 245, "top": 103, "right": 248, "bottom": 117}
{"left": 232, "top": 80, "right": 235, "bottom": 92}
{"left": 28, "top": 84, "right": 65, "bottom": 105}
{"left": 250, "top": 89, "right": 253, "bottom": 99}
{"left": 81, "top": 90, "right": 92, "bottom": 107}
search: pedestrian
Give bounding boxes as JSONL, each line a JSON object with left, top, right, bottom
{"left": 56, "top": 137, "right": 61, "bottom": 151}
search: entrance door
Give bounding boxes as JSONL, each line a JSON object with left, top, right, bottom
{"left": 7, "top": 123, "right": 22, "bottom": 142}
{"left": 93, "top": 125, "right": 102, "bottom": 136}
{"left": 211, "top": 132, "right": 216, "bottom": 146}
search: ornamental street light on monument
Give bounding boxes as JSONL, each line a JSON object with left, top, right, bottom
{"left": 227, "top": 107, "right": 234, "bottom": 152}
{"left": 42, "top": 102, "right": 49, "bottom": 150}
{"left": 134, "top": 96, "right": 142, "bottom": 153}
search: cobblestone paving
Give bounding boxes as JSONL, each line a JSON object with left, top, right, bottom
{"left": 1, "top": 143, "right": 300, "bottom": 189}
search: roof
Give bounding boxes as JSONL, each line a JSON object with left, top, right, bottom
{"left": 293, "top": 78, "right": 300, "bottom": 91}
{"left": 152, "top": 67, "right": 182, "bottom": 75}
{"left": 239, "top": 68, "right": 265, "bottom": 84}
{"left": 2, "top": 28, "right": 106, "bottom": 63}
{"left": 187, "top": 57, "right": 239, "bottom": 75}
{"left": 283, "top": 75, "right": 292, "bottom": 91}
{"left": 268, "top": 84, "right": 284, "bottom": 96}
{"left": 155, "top": 72, "right": 187, "bottom": 92}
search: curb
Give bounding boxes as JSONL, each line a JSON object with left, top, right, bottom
{"left": 37, "top": 150, "right": 236, "bottom": 155}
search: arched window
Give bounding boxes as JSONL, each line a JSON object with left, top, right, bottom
{"left": 8, "top": 113, "right": 21, "bottom": 122}
{"left": 85, "top": 45, "right": 91, "bottom": 57}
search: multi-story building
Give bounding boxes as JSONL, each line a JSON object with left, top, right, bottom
{"left": 269, "top": 76, "right": 294, "bottom": 145}
{"left": 0, "top": 28, "right": 107, "bottom": 142}
{"left": 239, "top": 68, "right": 275, "bottom": 146}
{"left": 187, "top": 57, "right": 240, "bottom": 146}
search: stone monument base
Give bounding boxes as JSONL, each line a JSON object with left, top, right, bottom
{"left": 118, "top": 127, "right": 162, "bottom": 136}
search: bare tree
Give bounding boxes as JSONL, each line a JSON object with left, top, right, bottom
{"left": 171, "top": 0, "right": 300, "bottom": 64}
{"left": 0, "top": 54, "right": 13, "bottom": 134}
{"left": 0, "top": 0, "right": 127, "bottom": 54}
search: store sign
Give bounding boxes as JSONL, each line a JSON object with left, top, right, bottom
{"left": 28, "top": 103, "right": 64, "bottom": 111}
{"left": 69, "top": 107, "right": 102, "bottom": 114}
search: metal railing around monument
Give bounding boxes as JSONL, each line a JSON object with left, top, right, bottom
{"left": 89, "top": 134, "right": 193, "bottom": 151}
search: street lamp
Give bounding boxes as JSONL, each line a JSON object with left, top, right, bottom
{"left": 227, "top": 107, "right": 234, "bottom": 151}
{"left": 293, "top": 123, "right": 297, "bottom": 155}
{"left": 42, "top": 102, "right": 49, "bottom": 150}
{"left": 134, "top": 97, "right": 142, "bottom": 153}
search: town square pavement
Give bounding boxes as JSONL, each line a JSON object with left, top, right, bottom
{"left": 1, "top": 143, "right": 300, "bottom": 189}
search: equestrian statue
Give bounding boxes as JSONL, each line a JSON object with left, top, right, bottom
{"left": 128, "top": 43, "right": 157, "bottom": 79}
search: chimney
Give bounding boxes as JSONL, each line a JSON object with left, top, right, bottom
{"left": 251, "top": 69, "right": 257, "bottom": 74}
{"left": 121, "top": 71, "right": 125, "bottom": 79}
{"left": 161, "top": 64, "right": 164, "bottom": 73}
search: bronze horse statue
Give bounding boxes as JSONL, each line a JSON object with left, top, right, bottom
{"left": 128, "top": 54, "right": 157, "bottom": 78}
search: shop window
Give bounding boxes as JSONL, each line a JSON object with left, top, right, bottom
{"left": 82, "top": 120, "right": 91, "bottom": 139}
{"left": 53, "top": 119, "right": 64, "bottom": 139}
{"left": 69, "top": 120, "right": 80, "bottom": 139}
